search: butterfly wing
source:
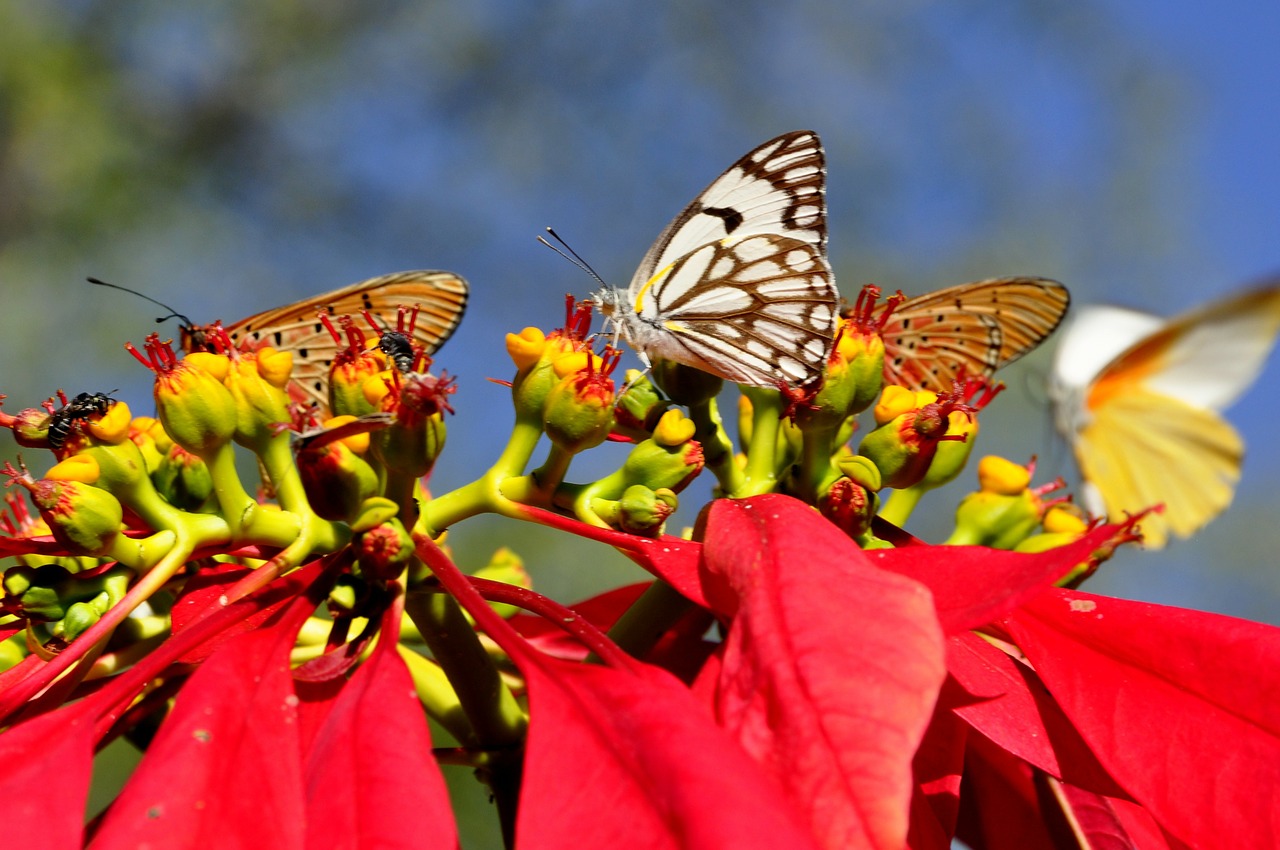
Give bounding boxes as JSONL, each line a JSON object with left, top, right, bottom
{"left": 629, "top": 130, "right": 827, "bottom": 293}
{"left": 1085, "top": 284, "right": 1280, "bottom": 413}
{"left": 628, "top": 234, "right": 836, "bottom": 387}
{"left": 1053, "top": 283, "right": 1280, "bottom": 547}
{"left": 879, "top": 277, "right": 1070, "bottom": 392}
{"left": 221, "top": 270, "right": 469, "bottom": 408}
{"left": 608, "top": 131, "right": 836, "bottom": 388}
{"left": 1075, "top": 389, "right": 1243, "bottom": 549}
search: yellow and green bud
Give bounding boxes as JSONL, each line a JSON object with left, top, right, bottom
{"left": 225, "top": 347, "right": 293, "bottom": 450}
{"left": 797, "top": 318, "right": 886, "bottom": 430}
{"left": 154, "top": 354, "right": 238, "bottom": 457}
{"left": 542, "top": 353, "right": 616, "bottom": 455}
{"left": 21, "top": 477, "right": 123, "bottom": 558}
{"left": 858, "top": 387, "right": 972, "bottom": 491}
{"left": 946, "top": 456, "right": 1044, "bottom": 549}
{"left": 298, "top": 438, "right": 380, "bottom": 522}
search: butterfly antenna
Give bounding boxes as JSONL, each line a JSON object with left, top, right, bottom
{"left": 537, "top": 227, "right": 609, "bottom": 290}
{"left": 87, "top": 277, "right": 195, "bottom": 328}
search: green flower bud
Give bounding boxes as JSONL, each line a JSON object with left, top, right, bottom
{"left": 613, "top": 370, "right": 669, "bottom": 439}
{"left": 616, "top": 485, "right": 678, "bottom": 536}
{"left": 356, "top": 518, "right": 413, "bottom": 582}
{"left": 9, "top": 408, "right": 54, "bottom": 448}
{"left": 298, "top": 439, "right": 380, "bottom": 522}
{"left": 154, "top": 353, "right": 238, "bottom": 457}
{"left": 225, "top": 347, "right": 293, "bottom": 451}
{"left": 473, "top": 547, "right": 532, "bottom": 619}
{"left": 651, "top": 358, "right": 724, "bottom": 407}
{"left": 542, "top": 354, "right": 616, "bottom": 455}
{"left": 21, "top": 477, "right": 123, "bottom": 557}
{"left": 54, "top": 599, "right": 102, "bottom": 641}
{"left": 3, "top": 564, "right": 74, "bottom": 621}
{"left": 858, "top": 386, "right": 972, "bottom": 491}
{"left": 151, "top": 444, "right": 215, "bottom": 511}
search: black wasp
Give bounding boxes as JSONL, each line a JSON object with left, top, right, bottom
{"left": 47, "top": 392, "right": 116, "bottom": 450}
{"left": 378, "top": 330, "right": 418, "bottom": 373}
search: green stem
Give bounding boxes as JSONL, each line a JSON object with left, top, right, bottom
{"left": 879, "top": 485, "right": 924, "bottom": 528}
{"left": 794, "top": 424, "right": 839, "bottom": 504}
{"left": 688, "top": 397, "right": 741, "bottom": 495}
{"left": 735, "top": 388, "right": 785, "bottom": 497}
{"left": 404, "top": 587, "right": 526, "bottom": 845}
{"left": 418, "top": 415, "right": 545, "bottom": 535}
{"left": 403, "top": 589, "right": 526, "bottom": 749}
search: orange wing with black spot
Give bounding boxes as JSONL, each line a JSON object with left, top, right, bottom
{"left": 877, "top": 277, "right": 1069, "bottom": 392}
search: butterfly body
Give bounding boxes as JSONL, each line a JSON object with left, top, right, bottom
{"left": 1049, "top": 284, "right": 1280, "bottom": 547}
{"left": 595, "top": 131, "right": 838, "bottom": 389}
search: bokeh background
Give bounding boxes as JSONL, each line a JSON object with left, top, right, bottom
{"left": 3, "top": 1, "right": 1279, "bottom": 841}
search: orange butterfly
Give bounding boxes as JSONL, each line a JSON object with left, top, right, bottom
{"left": 94, "top": 270, "right": 468, "bottom": 410}
{"left": 863, "top": 277, "right": 1071, "bottom": 392}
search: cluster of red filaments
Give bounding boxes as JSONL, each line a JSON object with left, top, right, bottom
{"left": 843, "top": 284, "right": 908, "bottom": 334}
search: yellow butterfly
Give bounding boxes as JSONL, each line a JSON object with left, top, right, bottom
{"left": 1049, "top": 284, "right": 1280, "bottom": 548}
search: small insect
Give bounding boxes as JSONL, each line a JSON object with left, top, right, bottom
{"left": 590, "top": 130, "right": 839, "bottom": 389}
{"left": 870, "top": 277, "right": 1071, "bottom": 393}
{"left": 376, "top": 330, "right": 417, "bottom": 373}
{"left": 1049, "top": 282, "right": 1280, "bottom": 548}
{"left": 89, "top": 270, "right": 468, "bottom": 411}
{"left": 47, "top": 391, "right": 115, "bottom": 450}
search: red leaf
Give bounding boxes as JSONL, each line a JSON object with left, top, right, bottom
{"left": 699, "top": 495, "right": 946, "bottom": 850}
{"left": 907, "top": 705, "right": 967, "bottom": 850}
{"left": 515, "top": 506, "right": 706, "bottom": 605}
{"left": 91, "top": 598, "right": 314, "bottom": 850}
{"left": 1007, "top": 588, "right": 1280, "bottom": 849}
{"left": 304, "top": 605, "right": 456, "bottom": 848}
{"left": 170, "top": 562, "right": 297, "bottom": 663}
{"left": 412, "top": 531, "right": 816, "bottom": 850}
{"left": 955, "top": 733, "right": 1059, "bottom": 850}
{"left": 0, "top": 700, "right": 95, "bottom": 849}
{"left": 867, "top": 523, "right": 1128, "bottom": 633}
{"left": 509, "top": 582, "right": 650, "bottom": 659}
{"left": 515, "top": 653, "right": 820, "bottom": 850}
{"left": 943, "top": 633, "right": 1123, "bottom": 797}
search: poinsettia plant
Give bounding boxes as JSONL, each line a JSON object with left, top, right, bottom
{"left": 0, "top": 290, "right": 1275, "bottom": 850}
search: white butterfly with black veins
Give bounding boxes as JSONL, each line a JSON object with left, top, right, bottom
{"left": 593, "top": 131, "right": 839, "bottom": 388}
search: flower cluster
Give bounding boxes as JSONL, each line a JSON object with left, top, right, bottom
{"left": 0, "top": 281, "right": 1274, "bottom": 850}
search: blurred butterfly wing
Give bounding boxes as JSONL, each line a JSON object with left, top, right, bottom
{"left": 1087, "top": 283, "right": 1280, "bottom": 413}
{"left": 1075, "top": 389, "right": 1243, "bottom": 549}
{"left": 223, "top": 270, "right": 469, "bottom": 409}
{"left": 880, "top": 277, "right": 1070, "bottom": 392}
{"left": 630, "top": 130, "right": 827, "bottom": 293}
